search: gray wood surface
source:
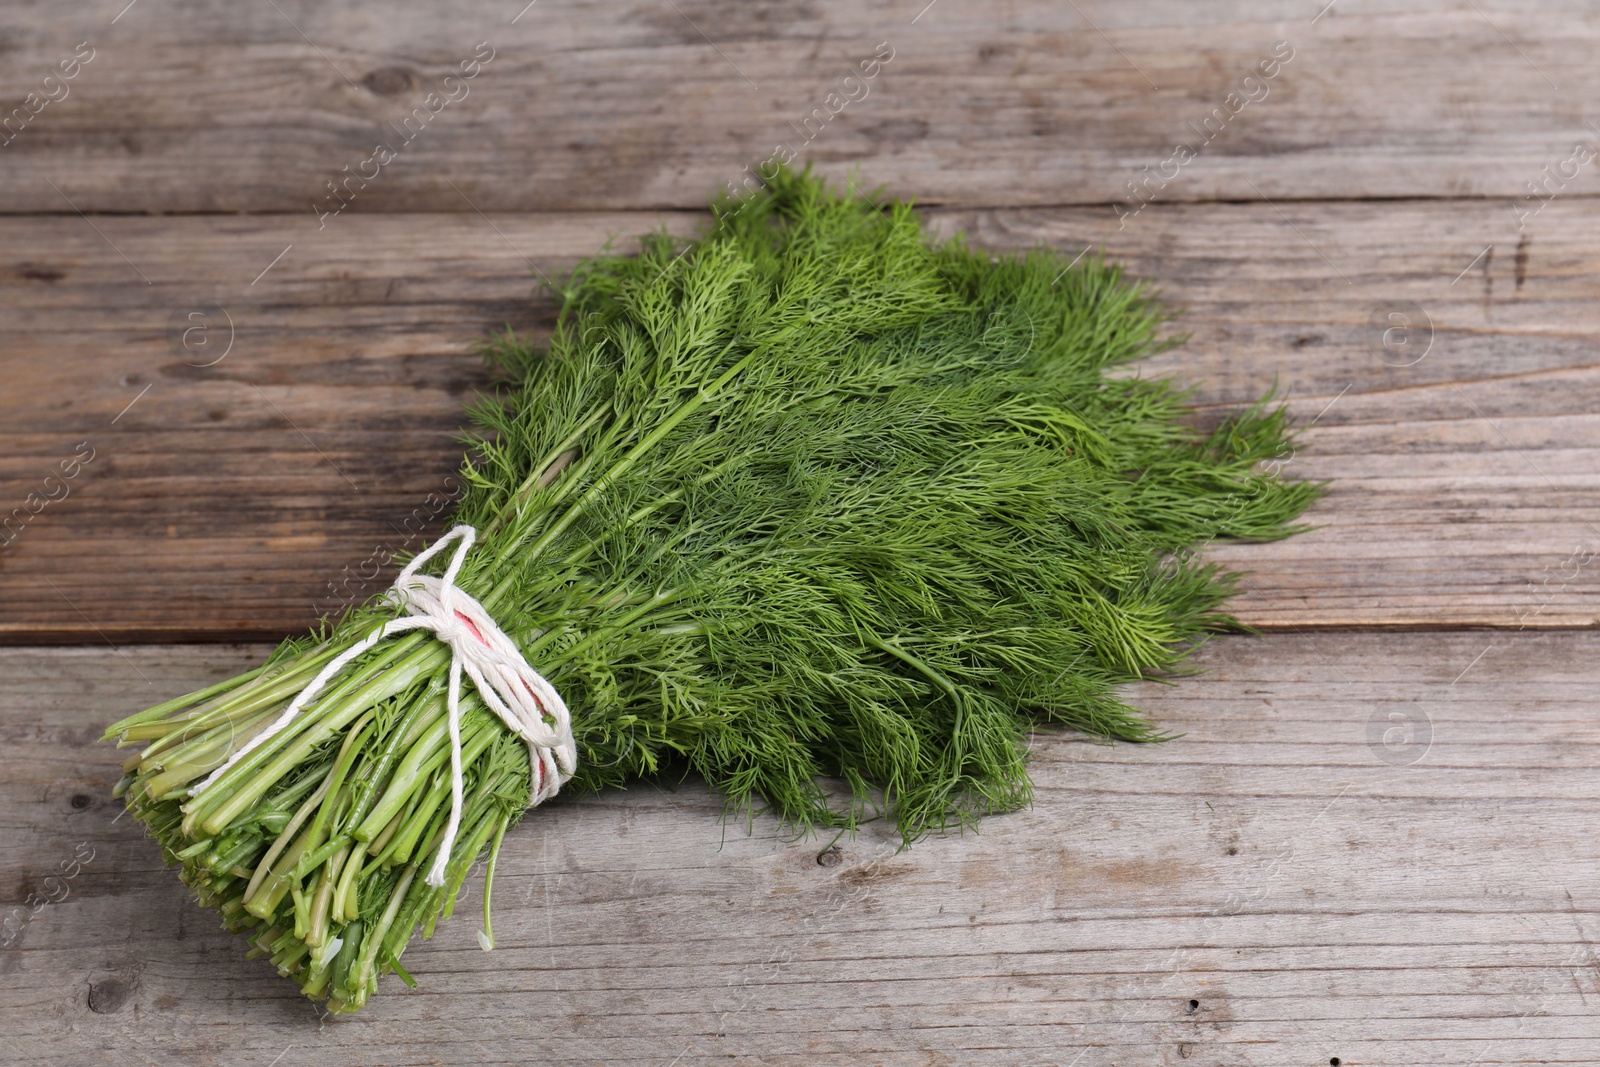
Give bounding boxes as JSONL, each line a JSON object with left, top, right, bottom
{"left": 5, "top": 633, "right": 1597, "bottom": 1066}
{"left": 2, "top": 1, "right": 1597, "bottom": 212}
{"left": 3, "top": 0, "right": 1597, "bottom": 1062}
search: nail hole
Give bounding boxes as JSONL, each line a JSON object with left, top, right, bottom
{"left": 1330, "top": 1060, "right": 1341, "bottom": 1066}
{"left": 1187, "top": 999, "right": 1199, "bottom": 1013}
{"left": 816, "top": 845, "right": 843, "bottom": 867}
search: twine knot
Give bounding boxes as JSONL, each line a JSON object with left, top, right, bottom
{"left": 190, "top": 525, "right": 576, "bottom": 892}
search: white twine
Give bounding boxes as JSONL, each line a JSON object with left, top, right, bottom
{"left": 189, "top": 525, "right": 577, "bottom": 888}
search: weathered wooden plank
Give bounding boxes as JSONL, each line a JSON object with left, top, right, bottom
{"left": 2, "top": 1, "right": 1599, "bottom": 212}
{"left": 0, "top": 209, "right": 698, "bottom": 642}
{"left": 4, "top": 197, "right": 1596, "bottom": 639}
{"left": 2, "top": 633, "right": 1597, "bottom": 1064}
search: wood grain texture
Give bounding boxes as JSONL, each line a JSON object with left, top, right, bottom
{"left": 6, "top": 2, "right": 1595, "bottom": 1064}
{"left": 3, "top": 197, "right": 1597, "bottom": 640}
{"left": 0, "top": 209, "right": 697, "bottom": 642}
{"left": 3, "top": 1, "right": 1599, "bottom": 213}
{"left": 3, "top": 634, "right": 1597, "bottom": 1066}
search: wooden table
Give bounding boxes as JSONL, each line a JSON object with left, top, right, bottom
{"left": 3, "top": 3, "right": 1597, "bottom": 1063}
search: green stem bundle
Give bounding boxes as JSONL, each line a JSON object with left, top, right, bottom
{"left": 106, "top": 166, "right": 1320, "bottom": 1012}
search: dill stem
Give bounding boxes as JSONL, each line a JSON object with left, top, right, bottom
{"left": 334, "top": 841, "right": 367, "bottom": 923}
{"left": 305, "top": 845, "right": 346, "bottom": 949}
{"left": 300, "top": 709, "right": 377, "bottom": 857}
{"left": 242, "top": 771, "right": 333, "bottom": 905}
{"left": 188, "top": 639, "right": 444, "bottom": 837}
{"left": 483, "top": 402, "right": 612, "bottom": 540}
{"left": 103, "top": 662, "right": 274, "bottom": 738}
{"left": 484, "top": 348, "right": 761, "bottom": 613}
{"left": 479, "top": 814, "right": 508, "bottom": 951}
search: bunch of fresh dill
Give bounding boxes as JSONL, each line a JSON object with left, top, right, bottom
{"left": 105, "top": 166, "right": 1318, "bottom": 1012}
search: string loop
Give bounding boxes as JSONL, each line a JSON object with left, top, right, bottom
{"left": 189, "top": 525, "right": 576, "bottom": 889}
